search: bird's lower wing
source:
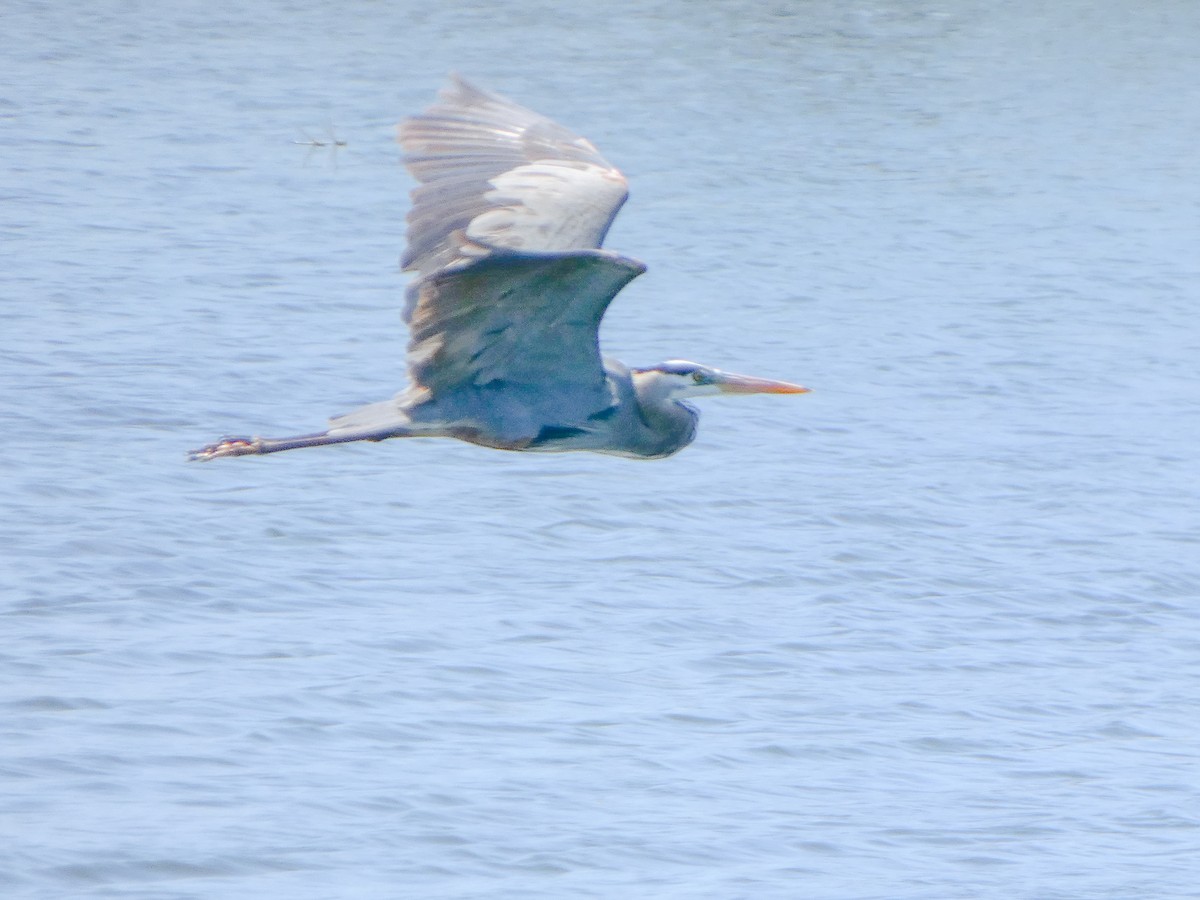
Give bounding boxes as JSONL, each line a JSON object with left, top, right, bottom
{"left": 403, "top": 249, "right": 646, "bottom": 444}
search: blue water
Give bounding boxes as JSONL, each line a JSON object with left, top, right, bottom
{"left": 3, "top": 1, "right": 1199, "bottom": 897}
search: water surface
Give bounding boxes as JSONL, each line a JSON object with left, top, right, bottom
{"left": 3, "top": 1, "right": 1199, "bottom": 897}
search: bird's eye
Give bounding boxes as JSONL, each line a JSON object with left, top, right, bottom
{"left": 692, "top": 371, "right": 707, "bottom": 384}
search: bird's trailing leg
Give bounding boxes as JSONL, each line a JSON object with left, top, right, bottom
{"left": 188, "top": 426, "right": 409, "bottom": 461}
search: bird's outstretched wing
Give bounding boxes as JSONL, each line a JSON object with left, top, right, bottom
{"left": 399, "top": 74, "right": 630, "bottom": 282}
{"left": 394, "top": 76, "right": 644, "bottom": 437}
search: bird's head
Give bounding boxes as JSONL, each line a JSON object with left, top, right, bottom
{"left": 630, "top": 360, "right": 810, "bottom": 402}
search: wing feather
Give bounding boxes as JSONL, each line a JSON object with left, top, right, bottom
{"left": 404, "top": 251, "right": 645, "bottom": 440}
{"left": 394, "top": 77, "right": 644, "bottom": 442}
{"left": 397, "top": 75, "right": 630, "bottom": 283}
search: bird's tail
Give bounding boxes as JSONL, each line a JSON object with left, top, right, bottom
{"left": 326, "top": 397, "right": 410, "bottom": 434}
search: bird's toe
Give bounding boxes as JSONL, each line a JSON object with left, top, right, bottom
{"left": 187, "top": 436, "right": 262, "bottom": 461}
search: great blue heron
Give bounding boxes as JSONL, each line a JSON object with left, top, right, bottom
{"left": 189, "top": 76, "right": 809, "bottom": 462}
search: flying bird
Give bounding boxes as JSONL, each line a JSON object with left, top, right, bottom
{"left": 190, "top": 76, "right": 808, "bottom": 462}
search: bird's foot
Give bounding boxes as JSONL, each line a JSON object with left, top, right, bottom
{"left": 187, "top": 436, "right": 265, "bottom": 461}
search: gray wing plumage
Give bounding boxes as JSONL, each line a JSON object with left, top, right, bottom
{"left": 405, "top": 250, "right": 645, "bottom": 440}
{"left": 394, "top": 76, "right": 645, "bottom": 437}
{"left": 399, "top": 74, "right": 631, "bottom": 281}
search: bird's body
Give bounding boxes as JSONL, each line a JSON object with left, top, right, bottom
{"left": 190, "top": 77, "right": 808, "bottom": 463}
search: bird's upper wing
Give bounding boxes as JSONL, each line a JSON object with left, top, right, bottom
{"left": 398, "top": 74, "right": 630, "bottom": 284}
{"left": 393, "top": 76, "right": 643, "bottom": 435}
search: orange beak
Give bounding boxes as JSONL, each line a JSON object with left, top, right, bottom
{"left": 714, "top": 372, "right": 812, "bottom": 395}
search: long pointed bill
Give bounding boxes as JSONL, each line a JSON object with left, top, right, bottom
{"left": 714, "top": 372, "right": 811, "bottom": 395}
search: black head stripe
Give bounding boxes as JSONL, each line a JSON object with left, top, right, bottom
{"left": 632, "top": 361, "right": 701, "bottom": 377}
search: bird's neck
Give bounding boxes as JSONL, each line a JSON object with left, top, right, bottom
{"left": 630, "top": 379, "right": 698, "bottom": 457}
